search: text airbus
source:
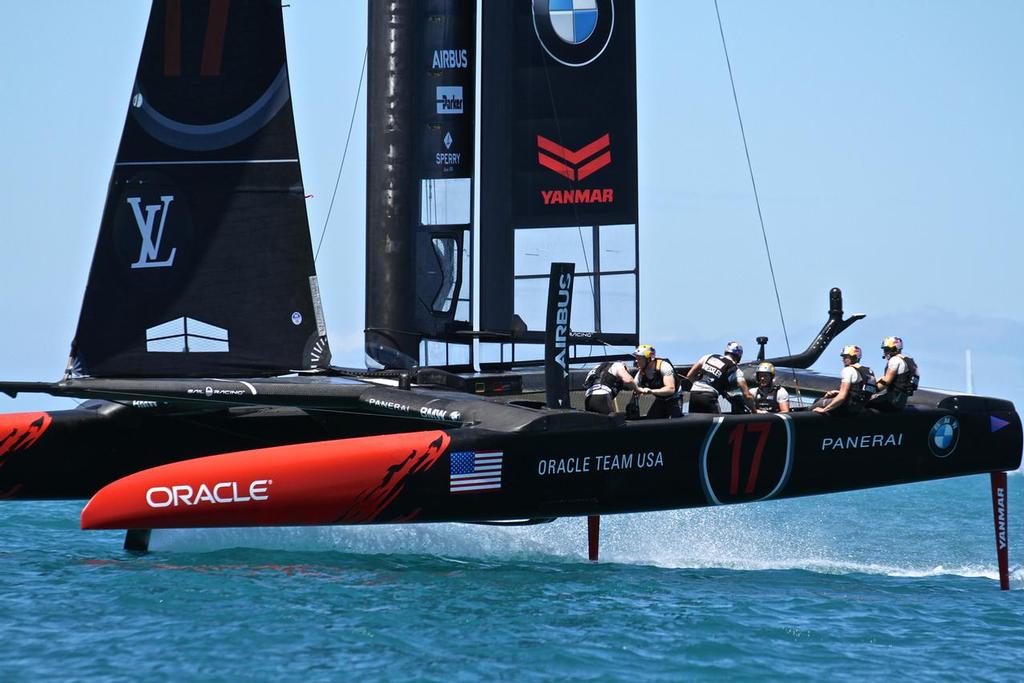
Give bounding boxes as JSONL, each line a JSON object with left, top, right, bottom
{"left": 432, "top": 49, "right": 468, "bottom": 69}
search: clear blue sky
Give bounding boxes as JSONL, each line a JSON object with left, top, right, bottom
{"left": 1, "top": 1, "right": 1021, "bottom": 412}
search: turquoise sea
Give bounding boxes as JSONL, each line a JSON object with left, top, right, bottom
{"left": 3, "top": 473, "right": 1022, "bottom": 681}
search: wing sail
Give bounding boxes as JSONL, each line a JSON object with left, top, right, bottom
{"left": 72, "top": 0, "right": 330, "bottom": 378}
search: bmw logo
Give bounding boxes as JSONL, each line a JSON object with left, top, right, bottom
{"left": 928, "top": 415, "right": 960, "bottom": 458}
{"left": 532, "top": 0, "right": 615, "bottom": 67}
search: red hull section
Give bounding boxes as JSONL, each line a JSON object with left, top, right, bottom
{"left": 81, "top": 431, "right": 449, "bottom": 530}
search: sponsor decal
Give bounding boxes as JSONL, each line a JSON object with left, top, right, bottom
{"left": 538, "top": 134, "right": 611, "bottom": 181}
{"left": 537, "top": 134, "right": 613, "bottom": 205}
{"left": 185, "top": 385, "right": 247, "bottom": 397}
{"left": 435, "top": 86, "right": 464, "bottom": 114}
{"left": 420, "top": 406, "right": 451, "bottom": 420}
{"left": 436, "top": 131, "right": 461, "bottom": 167}
{"left": 367, "top": 397, "right": 412, "bottom": 413}
{"left": 821, "top": 433, "right": 904, "bottom": 451}
{"left": 291, "top": 311, "right": 303, "bottom": 326}
{"left": 128, "top": 195, "right": 177, "bottom": 269}
{"left": 996, "top": 484, "right": 1007, "bottom": 550}
{"left": 532, "top": 0, "right": 615, "bottom": 67}
{"left": 537, "top": 450, "right": 663, "bottom": 476}
{"left": 928, "top": 416, "right": 959, "bottom": 458}
{"left": 432, "top": 48, "right": 469, "bottom": 69}
{"left": 991, "top": 415, "right": 1010, "bottom": 432}
{"left": 146, "top": 480, "right": 271, "bottom": 508}
{"left": 540, "top": 188, "right": 613, "bottom": 206}
{"left": 450, "top": 451, "right": 503, "bottom": 493}
{"left": 366, "top": 398, "right": 463, "bottom": 422}
{"left": 553, "top": 271, "right": 572, "bottom": 374}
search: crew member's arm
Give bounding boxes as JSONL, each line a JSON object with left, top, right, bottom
{"left": 632, "top": 369, "right": 649, "bottom": 395}
{"left": 778, "top": 387, "right": 790, "bottom": 413}
{"left": 615, "top": 364, "right": 638, "bottom": 390}
{"left": 734, "top": 373, "right": 754, "bottom": 410}
{"left": 648, "top": 365, "right": 676, "bottom": 398}
{"left": 686, "top": 359, "right": 703, "bottom": 382}
{"left": 876, "top": 358, "right": 898, "bottom": 389}
{"left": 813, "top": 379, "right": 850, "bottom": 413}
{"left": 736, "top": 373, "right": 752, "bottom": 401}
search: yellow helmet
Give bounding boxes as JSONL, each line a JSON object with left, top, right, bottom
{"left": 840, "top": 345, "right": 862, "bottom": 362}
{"left": 632, "top": 344, "right": 656, "bottom": 360}
{"left": 756, "top": 362, "right": 776, "bottom": 379}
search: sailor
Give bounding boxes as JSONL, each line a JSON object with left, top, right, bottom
{"left": 868, "top": 336, "right": 919, "bottom": 412}
{"left": 752, "top": 362, "right": 790, "bottom": 413}
{"left": 812, "top": 345, "right": 877, "bottom": 415}
{"left": 583, "top": 359, "right": 639, "bottom": 415}
{"left": 631, "top": 344, "right": 683, "bottom": 419}
{"left": 685, "top": 342, "right": 752, "bottom": 414}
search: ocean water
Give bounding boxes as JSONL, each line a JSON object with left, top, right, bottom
{"left": 2, "top": 473, "right": 1023, "bottom": 681}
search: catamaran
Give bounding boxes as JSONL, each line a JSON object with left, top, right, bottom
{"left": 0, "top": 1, "right": 1019, "bottom": 589}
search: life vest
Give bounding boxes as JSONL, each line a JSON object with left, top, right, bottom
{"left": 890, "top": 355, "right": 919, "bottom": 396}
{"left": 637, "top": 358, "right": 680, "bottom": 398}
{"left": 584, "top": 361, "right": 624, "bottom": 396}
{"left": 849, "top": 364, "right": 877, "bottom": 407}
{"left": 754, "top": 386, "right": 781, "bottom": 413}
{"left": 693, "top": 354, "right": 738, "bottom": 396}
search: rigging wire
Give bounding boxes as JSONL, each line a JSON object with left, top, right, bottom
{"left": 713, "top": 0, "right": 803, "bottom": 400}
{"left": 314, "top": 46, "right": 368, "bottom": 264}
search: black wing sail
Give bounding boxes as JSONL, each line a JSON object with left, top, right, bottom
{"left": 72, "top": 0, "right": 330, "bottom": 378}
{"left": 479, "top": 0, "right": 640, "bottom": 369}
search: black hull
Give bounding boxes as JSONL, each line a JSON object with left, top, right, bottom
{"left": 67, "top": 393, "right": 1022, "bottom": 530}
{"left": 381, "top": 399, "right": 1022, "bottom": 523}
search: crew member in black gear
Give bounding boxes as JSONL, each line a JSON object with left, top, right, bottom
{"left": 752, "top": 362, "right": 790, "bottom": 413}
{"left": 868, "top": 336, "right": 919, "bottom": 412}
{"left": 685, "top": 341, "right": 752, "bottom": 414}
{"left": 632, "top": 344, "right": 682, "bottom": 419}
{"left": 813, "top": 345, "right": 876, "bottom": 415}
{"left": 583, "top": 359, "right": 639, "bottom": 415}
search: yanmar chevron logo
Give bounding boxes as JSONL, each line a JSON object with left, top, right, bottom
{"left": 537, "top": 133, "right": 614, "bottom": 206}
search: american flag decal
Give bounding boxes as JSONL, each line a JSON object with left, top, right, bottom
{"left": 449, "top": 450, "right": 503, "bottom": 493}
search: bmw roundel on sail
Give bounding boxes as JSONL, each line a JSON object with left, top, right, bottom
{"left": 532, "top": 0, "right": 615, "bottom": 67}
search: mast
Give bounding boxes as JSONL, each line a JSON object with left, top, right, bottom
{"left": 365, "top": 0, "right": 416, "bottom": 368}
{"left": 365, "top": 0, "right": 476, "bottom": 369}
